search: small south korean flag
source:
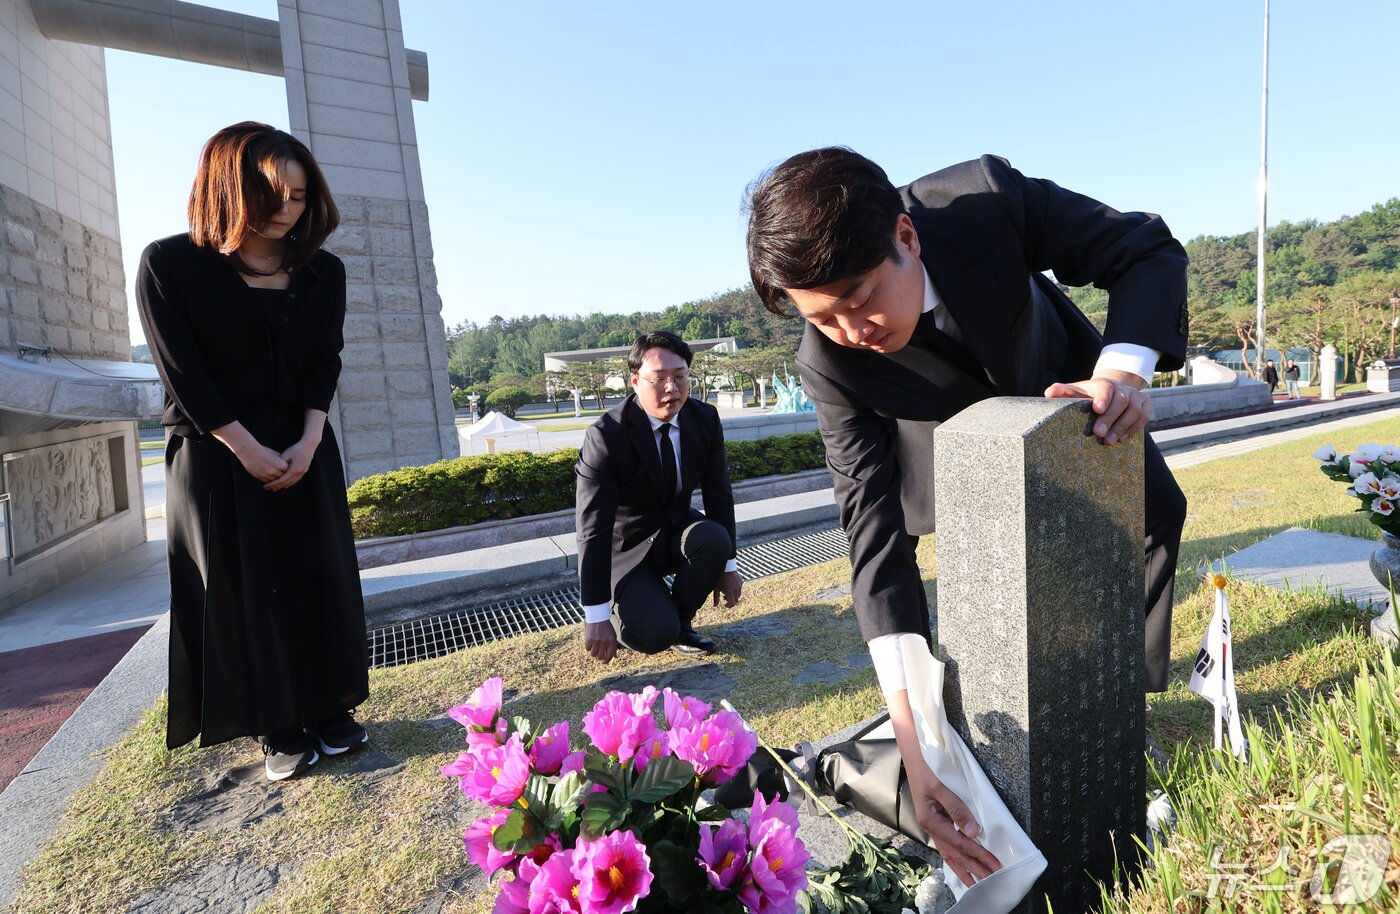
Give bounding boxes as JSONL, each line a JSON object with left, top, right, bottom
{"left": 1189, "top": 573, "right": 1247, "bottom": 759}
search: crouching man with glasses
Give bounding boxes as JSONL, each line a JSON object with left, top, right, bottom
{"left": 575, "top": 331, "right": 744, "bottom": 662}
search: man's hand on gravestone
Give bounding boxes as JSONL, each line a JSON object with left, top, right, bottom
{"left": 713, "top": 570, "right": 744, "bottom": 608}
{"left": 583, "top": 621, "right": 617, "bottom": 663}
{"left": 1043, "top": 370, "right": 1152, "bottom": 446}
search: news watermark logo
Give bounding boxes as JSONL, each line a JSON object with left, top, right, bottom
{"left": 1204, "top": 835, "right": 1392, "bottom": 904}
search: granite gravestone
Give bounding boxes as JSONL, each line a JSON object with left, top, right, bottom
{"left": 934, "top": 398, "right": 1146, "bottom": 913}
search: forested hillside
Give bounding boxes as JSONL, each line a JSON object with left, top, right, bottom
{"left": 433, "top": 196, "right": 1400, "bottom": 390}
{"left": 1068, "top": 198, "right": 1400, "bottom": 373}
{"left": 445, "top": 286, "right": 803, "bottom": 391}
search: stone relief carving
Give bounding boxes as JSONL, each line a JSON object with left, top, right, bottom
{"left": 6, "top": 436, "right": 118, "bottom": 558}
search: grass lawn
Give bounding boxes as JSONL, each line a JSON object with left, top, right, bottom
{"left": 7, "top": 417, "right": 1400, "bottom": 913}
{"left": 139, "top": 439, "right": 163, "bottom": 467}
{"left": 538, "top": 422, "right": 595, "bottom": 433}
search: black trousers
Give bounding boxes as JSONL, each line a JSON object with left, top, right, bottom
{"left": 1143, "top": 434, "right": 1187, "bottom": 692}
{"left": 611, "top": 519, "right": 731, "bottom": 654}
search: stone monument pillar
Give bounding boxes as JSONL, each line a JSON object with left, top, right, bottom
{"left": 1320, "top": 344, "right": 1338, "bottom": 401}
{"left": 757, "top": 377, "right": 767, "bottom": 409}
{"left": 934, "top": 398, "right": 1146, "bottom": 913}
{"left": 277, "top": 0, "right": 456, "bottom": 480}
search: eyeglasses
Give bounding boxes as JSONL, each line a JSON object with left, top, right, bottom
{"left": 636, "top": 373, "right": 693, "bottom": 390}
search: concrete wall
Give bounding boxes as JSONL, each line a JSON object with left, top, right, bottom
{"left": 0, "top": 421, "right": 145, "bottom": 613}
{"left": 0, "top": 0, "right": 126, "bottom": 359}
{"left": 1147, "top": 374, "right": 1273, "bottom": 428}
{"left": 0, "top": 183, "right": 127, "bottom": 359}
{"left": 722, "top": 410, "right": 819, "bottom": 441}
{"left": 278, "top": 0, "right": 457, "bottom": 480}
{"left": 0, "top": 0, "right": 141, "bottom": 614}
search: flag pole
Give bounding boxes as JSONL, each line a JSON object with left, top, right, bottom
{"left": 1214, "top": 588, "right": 1225, "bottom": 751}
{"left": 1253, "top": 0, "right": 1270, "bottom": 376}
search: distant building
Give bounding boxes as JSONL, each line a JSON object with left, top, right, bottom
{"left": 542, "top": 337, "right": 740, "bottom": 374}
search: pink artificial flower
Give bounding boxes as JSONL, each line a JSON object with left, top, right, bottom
{"left": 572, "top": 830, "right": 654, "bottom": 914}
{"left": 450, "top": 677, "right": 504, "bottom": 730}
{"left": 528, "top": 848, "right": 583, "bottom": 914}
{"left": 662, "top": 688, "right": 711, "bottom": 731}
{"left": 630, "top": 734, "right": 672, "bottom": 773}
{"left": 464, "top": 809, "right": 517, "bottom": 875}
{"left": 739, "top": 830, "right": 809, "bottom": 913}
{"left": 494, "top": 877, "right": 530, "bottom": 914}
{"left": 671, "top": 710, "right": 757, "bottom": 784}
{"left": 441, "top": 750, "right": 477, "bottom": 779}
{"left": 460, "top": 735, "right": 532, "bottom": 807}
{"left": 582, "top": 691, "right": 658, "bottom": 763}
{"left": 747, "top": 791, "right": 800, "bottom": 845}
{"left": 631, "top": 686, "right": 661, "bottom": 715}
{"left": 494, "top": 857, "right": 541, "bottom": 914}
{"left": 738, "top": 795, "right": 809, "bottom": 913}
{"left": 530, "top": 721, "right": 572, "bottom": 775}
{"left": 559, "top": 750, "right": 587, "bottom": 778}
{"left": 697, "top": 817, "right": 749, "bottom": 892}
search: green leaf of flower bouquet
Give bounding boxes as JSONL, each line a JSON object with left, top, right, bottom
{"left": 584, "top": 749, "right": 625, "bottom": 792}
{"left": 648, "top": 839, "right": 709, "bottom": 906}
{"left": 508, "top": 779, "right": 555, "bottom": 836}
{"left": 508, "top": 715, "right": 533, "bottom": 740}
{"left": 579, "top": 790, "right": 629, "bottom": 839}
{"left": 630, "top": 755, "right": 697, "bottom": 803}
{"left": 695, "top": 804, "right": 732, "bottom": 822}
{"left": 491, "top": 807, "right": 544, "bottom": 855}
{"left": 551, "top": 771, "right": 587, "bottom": 814}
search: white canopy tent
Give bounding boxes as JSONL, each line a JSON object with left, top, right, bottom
{"left": 458, "top": 411, "right": 542, "bottom": 455}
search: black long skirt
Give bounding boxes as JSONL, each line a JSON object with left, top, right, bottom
{"left": 164, "top": 409, "right": 368, "bottom": 750}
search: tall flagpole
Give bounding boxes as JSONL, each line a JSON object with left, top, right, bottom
{"left": 1254, "top": 0, "right": 1270, "bottom": 376}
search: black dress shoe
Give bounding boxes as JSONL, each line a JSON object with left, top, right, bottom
{"left": 672, "top": 629, "right": 716, "bottom": 656}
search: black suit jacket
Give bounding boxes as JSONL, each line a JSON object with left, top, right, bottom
{"left": 575, "top": 395, "right": 738, "bottom": 607}
{"left": 797, "top": 155, "right": 1189, "bottom": 641}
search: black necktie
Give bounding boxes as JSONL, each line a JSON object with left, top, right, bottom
{"left": 916, "top": 308, "right": 986, "bottom": 380}
{"left": 658, "top": 422, "right": 677, "bottom": 498}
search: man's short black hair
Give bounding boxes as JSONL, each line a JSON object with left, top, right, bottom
{"left": 744, "top": 147, "right": 907, "bottom": 317}
{"left": 627, "top": 330, "right": 693, "bottom": 372}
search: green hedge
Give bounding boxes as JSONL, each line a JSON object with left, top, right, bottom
{"left": 347, "top": 431, "right": 828, "bottom": 538}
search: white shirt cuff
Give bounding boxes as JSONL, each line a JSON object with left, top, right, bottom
{"left": 582, "top": 602, "right": 613, "bottom": 624}
{"left": 868, "top": 633, "right": 908, "bottom": 697}
{"left": 1093, "top": 342, "right": 1161, "bottom": 384}
{"left": 724, "top": 559, "right": 738, "bottom": 574}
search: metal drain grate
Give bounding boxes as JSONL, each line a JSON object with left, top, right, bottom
{"left": 734, "top": 525, "right": 849, "bottom": 580}
{"left": 367, "top": 524, "right": 850, "bottom": 668}
{"left": 369, "top": 588, "right": 585, "bottom": 668}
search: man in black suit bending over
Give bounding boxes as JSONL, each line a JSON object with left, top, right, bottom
{"left": 576, "top": 331, "right": 744, "bottom": 663}
{"left": 745, "top": 149, "right": 1189, "bottom": 886}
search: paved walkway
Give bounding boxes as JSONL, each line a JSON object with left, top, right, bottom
{"left": 0, "top": 626, "right": 148, "bottom": 792}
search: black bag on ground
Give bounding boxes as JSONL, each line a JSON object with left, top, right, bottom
{"left": 815, "top": 712, "right": 930, "bottom": 844}
{"left": 712, "top": 747, "right": 800, "bottom": 809}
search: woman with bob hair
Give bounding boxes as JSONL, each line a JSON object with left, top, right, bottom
{"left": 137, "top": 121, "right": 368, "bottom": 781}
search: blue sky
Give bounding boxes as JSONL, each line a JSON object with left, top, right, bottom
{"left": 110, "top": 1, "right": 1400, "bottom": 345}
